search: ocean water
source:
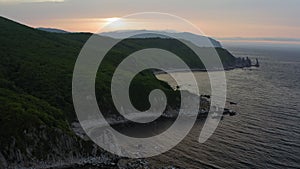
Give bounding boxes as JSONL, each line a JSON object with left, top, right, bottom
{"left": 148, "top": 46, "right": 300, "bottom": 168}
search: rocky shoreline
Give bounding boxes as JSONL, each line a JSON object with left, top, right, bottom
{"left": 1, "top": 95, "right": 237, "bottom": 169}
{"left": 63, "top": 96, "right": 237, "bottom": 169}
{"left": 153, "top": 57, "right": 259, "bottom": 75}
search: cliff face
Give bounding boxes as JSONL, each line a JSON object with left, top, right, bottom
{"left": 0, "top": 126, "right": 118, "bottom": 169}
{"left": 235, "top": 57, "right": 252, "bottom": 68}
{"left": 2, "top": 127, "right": 84, "bottom": 168}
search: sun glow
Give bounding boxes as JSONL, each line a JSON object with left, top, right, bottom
{"left": 104, "top": 17, "right": 121, "bottom": 25}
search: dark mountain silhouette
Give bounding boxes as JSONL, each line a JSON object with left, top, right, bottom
{"left": 100, "top": 30, "right": 222, "bottom": 48}
{"left": 36, "top": 27, "right": 69, "bottom": 33}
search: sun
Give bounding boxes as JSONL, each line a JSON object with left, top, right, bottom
{"left": 104, "top": 17, "right": 121, "bottom": 24}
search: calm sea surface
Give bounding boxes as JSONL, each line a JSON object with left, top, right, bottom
{"left": 146, "top": 46, "right": 300, "bottom": 168}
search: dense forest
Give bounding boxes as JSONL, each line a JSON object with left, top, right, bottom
{"left": 0, "top": 16, "right": 240, "bottom": 167}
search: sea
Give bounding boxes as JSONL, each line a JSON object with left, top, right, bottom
{"left": 145, "top": 44, "right": 300, "bottom": 168}
{"left": 78, "top": 44, "right": 300, "bottom": 169}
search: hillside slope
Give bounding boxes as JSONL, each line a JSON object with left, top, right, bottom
{"left": 0, "top": 16, "right": 244, "bottom": 167}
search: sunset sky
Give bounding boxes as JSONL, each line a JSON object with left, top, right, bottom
{"left": 1, "top": 0, "right": 299, "bottom": 40}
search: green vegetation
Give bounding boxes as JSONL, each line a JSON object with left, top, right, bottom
{"left": 95, "top": 37, "right": 236, "bottom": 112}
{"left": 0, "top": 17, "right": 92, "bottom": 155}
{"left": 0, "top": 16, "right": 237, "bottom": 161}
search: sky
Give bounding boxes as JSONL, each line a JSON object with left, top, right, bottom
{"left": 1, "top": 0, "right": 300, "bottom": 40}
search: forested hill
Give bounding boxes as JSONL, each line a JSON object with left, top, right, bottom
{"left": 0, "top": 17, "right": 96, "bottom": 167}
{"left": 0, "top": 16, "right": 241, "bottom": 167}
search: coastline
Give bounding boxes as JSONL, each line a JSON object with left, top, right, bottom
{"left": 6, "top": 73, "right": 239, "bottom": 169}
{"left": 152, "top": 64, "right": 259, "bottom": 75}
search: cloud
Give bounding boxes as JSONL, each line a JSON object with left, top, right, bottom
{"left": 0, "top": 0, "right": 64, "bottom": 4}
